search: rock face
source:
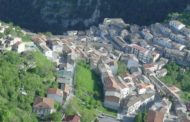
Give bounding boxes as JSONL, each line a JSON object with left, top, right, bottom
{"left": 33, "top": 0, "right": 101, "bottom": 28}
{"left": 0, "top": 0, "right": 189, "bottom": 34}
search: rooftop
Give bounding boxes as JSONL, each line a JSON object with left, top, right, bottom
{"left": 130, "top": 44, "right": 148, "bottom": 53}
{"left": 47, "top": 88, "right": 63, "bottom": 96}
{"left": 147, "top": 110, "right": 164, "bottom": 122}
{"left": 33, "top": 97, "right": 54, "bottom": 109}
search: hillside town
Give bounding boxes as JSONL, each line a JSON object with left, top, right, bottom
{"left": 1, "top": 18, "right": 190, "bottom": 122}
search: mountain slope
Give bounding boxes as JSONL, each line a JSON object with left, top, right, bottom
{"left": 0, "top": 0, "right": 189, "bottom": 33}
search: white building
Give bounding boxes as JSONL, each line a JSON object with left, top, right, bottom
{"left": 169, "top": 20, "right": 185, "bottom": 31}
{"left": 104, "top": 96, "right": 121, "bottom": 110}
{"left": 122, "top": 93, "right": 155, "bottom": 115}
{"left": 39, "top": 44, "right": 53, "bottom": 59}
{"left": 143, "top": 63, "right": 158, "bottom": 72}
{"left": 137, "top": 83, "right": 155, "bottom": 95}
{"left": 12, "top": 42, "right": 25, "bottom": 53}
{"left": 127, "top": 44, "right": 157, "bottom": 63}
{"left": 0, "top": 27, "right": 5, "bottom": 33}
{"left": 156, "top": 69, "right": 167, "bottom": 78}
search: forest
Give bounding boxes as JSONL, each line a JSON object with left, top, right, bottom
{"left": 0, "top": 51, "right": 56, "bottom": 122}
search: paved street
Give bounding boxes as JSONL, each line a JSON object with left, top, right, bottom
{"left": 97, "top": 115, "right": 121, "bottom": 122}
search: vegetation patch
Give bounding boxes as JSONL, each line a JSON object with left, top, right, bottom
{"left": 65, "top": 61, "right": 116, "bottom": 122}
{"left": 167, "top": 10, "right": 190, "bottom": 27}
{"left": 117, "top": 61, "right": 128, "bottom": 75}
{"left": 160, "top": 63, "right": 190, "bottom": 101}
{"left": 0, "top": 51, "right": 56, "bottom": 122}
{"left": 134, "top": 111, "right": 147, "bottom": 122}
{"left": 0, "top": 22, "right": 31, "bottom": 42}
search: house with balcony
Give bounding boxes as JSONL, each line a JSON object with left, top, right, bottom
{"left": 126, "top": 44, "right": 159, "bottom": 64}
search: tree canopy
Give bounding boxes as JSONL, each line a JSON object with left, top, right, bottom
{"left": 0, "top": 51, "right": 56, "bottom": 122}
{"left": 160, "top": 63, "right": 190, "bottom": 101}
{"left": 135, "top": 111, "right": 147, "bottom": 122}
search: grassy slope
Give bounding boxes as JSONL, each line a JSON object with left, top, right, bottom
{"left": 65, "top": 61, "right": 116, "bottom": 122}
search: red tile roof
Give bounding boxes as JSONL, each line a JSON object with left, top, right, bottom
{"left": 47, "top": 88, "right": 63, "bottom": 96}
{"left": 143, "top": 63, "right": 155, "bottom": 69}
{"left": 104, "top": 76, "right": 120, "bottom": 91}
{"left": 130, "top": 44, "right": 148, "bottom": 53}
{"left": 33, "top": 97, "right": 54, "bottom": 109}
{"left": 147, "top": 110, "right": 164, "bottom": 122}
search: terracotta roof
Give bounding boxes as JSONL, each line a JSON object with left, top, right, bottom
{"left": 169, "top": 86, "right": 180, "bottom": 93}
{"left": 130, "top": 44, "right": 148, "bottom": 53}
{"left": 143, "top": 63, "right": 155, "bottom": 69}
{"left": 32, "top": 34, "right": 47, "bottom": 42}
{"left": 33, "top": 97, "right": 54, "bottom": 109}
{"left": 47, "top": 88, "right": 63, "bottom": 97}
{"left": 137, "top": 83, "right": 153, "bottom": 89}
{"left": 64, "top": 115, "right": 80, "bottom": 122}
{"left": 147, "top": 110, "right": 164, "bottom": 122}
{"left": 104, "top": 76, "right": 120, "bottom": 91}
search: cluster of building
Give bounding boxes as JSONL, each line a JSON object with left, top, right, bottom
{"left": 0, "top": 22, "right": 80, "bottom": 121}
{"left": 0, "top": 22, "right": 36, "bottom": 53}
{"left": 97, "top": 55, "right": 156, "bottom": 114}
{"left": 31, "top": 29, "right": 159, "bottom": 121}
{"left": 99, "top": 19, "right": 190, "bottom": 66}
{"left": 31, "top": 34, "right": 80, "bottom": 121}
{"left": 2, "top": 17, "right": 190, "bottom": 122}
{"left": 33, "top": 87, "right": 78, "bottom": 121}
{"left": 147, "top": 97, "right": 190, "bottom": 122}
{"left": 30, "top": 18, "right": 190, "bottom": 122}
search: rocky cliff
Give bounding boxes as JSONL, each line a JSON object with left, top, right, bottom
{"left": 32, "top": 0, "right": 101, "bottom": 28}
{"left": 0, "top": 0, "right": 189, "bottom": 34}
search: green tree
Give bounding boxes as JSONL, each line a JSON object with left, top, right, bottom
{"left": 0, "top": 51, "right": 55, "bottom": 121}
{"left": 50, "top": 112, "right": 62, "bottom": 122}
{"left": 117, "top": 61, "right": 128, "bottom": 75}
{"left": 135, "top": 112, "right": 143, "bottom": 122}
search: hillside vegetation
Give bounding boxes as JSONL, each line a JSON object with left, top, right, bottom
{"left": 160, "top": 63, "right": 190, "bottom": 101}
{"left": 0, "top": 51, "right": 56, "bottom": 122}
{"left": 167, "top": 7, "right": 190, "bottom": 27}
{"left": 65, "top": 61, "right": 116, "bottom": 122}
